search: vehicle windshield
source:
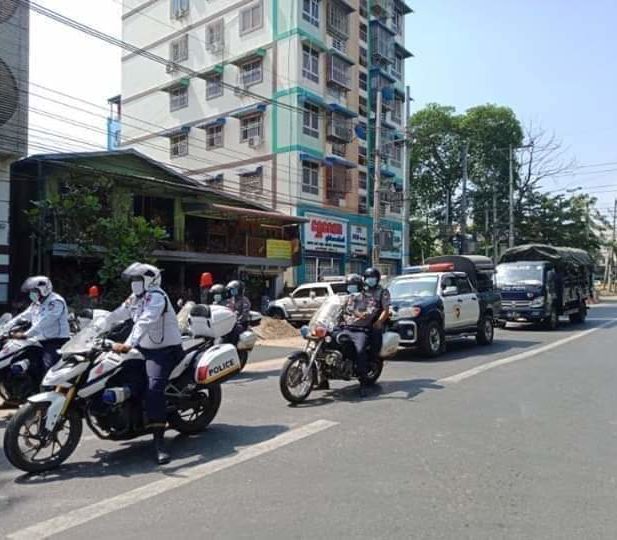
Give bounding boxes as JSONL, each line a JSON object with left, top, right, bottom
{"left": 496, "top": 264, "right": 544, "bottom": 287}
{"left": 309, "top": 295, "right": 344, "bottom": 331}
{"left": 61, "top": 311, "right": 113, "bottom": 356}
{"left": 389, "top": 277, "right": 438, "bottom": 299}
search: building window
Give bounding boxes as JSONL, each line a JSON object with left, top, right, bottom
{"left": 170, "top": 133, "right": 188, "bottom": 158}
{"left": 302, "top": 161, "right": 320, "bottom": 195}
{"left": 240, "top": 171, "right": 263, "bottom": 196}
{"left": 327, "top": 0, "right": 349, "bottom": 38}
{"left": 358, "top": 145, "right": 367, "bottom": 167}
{"left": 240, "top": 114, "right": 263, "bottom": 142}
{"left": 332, "top": 142, "right": 346, "bottom": 157}
{"left": 359, "top": 23, "right": 367, "bottom": 42}
{"left": 391, "top": 142, "right": 403, "bottom": 167}
{"left": 169, "top": 35, "right": 189, "bottom": 63}
{"left": 240, "top": 1, "right": 263, "bottom": 35}
{"left": 359, "top": 170, "right": 367, "bottom": 190}
{"left": 359, "top": 71, "right": 367, "bottom": 91}
{"left": 359, "top": 96, "right": 367, "bottom": 118}
{"left": 170, "top": 0, "right": 189, "bottom": 19}
{"left": 303, "top": 102, "right": 320, "bottom": 138}
{"left": 392, "top": 54, "right": 403, "bottom": 80}
{"left": 302, "top": 0, "right": 320, "bottom": 27}
{"left": 393, "top": 9, "right": 403, "bottom": 35}
{"left": 359, "top": 46, "right": 367, "bottom": 68}
{"left": 206, "top": 74, "right": 223, "bottom": 99}
{"left": 239, "top": 58, "right": 263, "bottom": 87}
{"left": 359, "top": 0, "right": 368, "bottom": 18}
{"left": 206, "top": 19, "right": 224, "bottom": 52}
{"left": 170, "top": 85, "right": 188, "bottom": 111}
{"left": 206, "top": 124, "right": 224, "bottom": 149}
{"left": 359, "top": 194, "right": 368, "bottom": 214}
{"left": 328, "top": 55, "right": 350, "bottom": 88}
{"left": 392, "top": 98, "right": 403, "bottom": 124}
{"left": 302, "top": 44, "right": 320, "bottom": 83}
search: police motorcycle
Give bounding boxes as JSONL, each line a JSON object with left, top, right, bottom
{"left": 177, "top": 300, "right": 260, "bottom": 371}
{"left": 0, "top": 317, "right": 44, "bottom": 404}
{"left": 3, "top": 304, "right": 244, "bottom": 473}
{"left": 279, "top": 295, "right": 400, "bottom": 404}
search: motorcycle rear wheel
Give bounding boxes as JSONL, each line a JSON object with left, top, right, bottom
{"left": 168, "top": 384, "right": 222, "bottom": 434}
{"left": 363, "top": 359, "right": 383, "bottom": 386}
{"left": 4, "top": 403, "right": 82, "bottom": 473}
{"left": 279, "top": 355, "right": 315, "bottom": 404}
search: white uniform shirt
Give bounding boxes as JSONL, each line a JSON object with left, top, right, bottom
{"left": 7, "top": 292, "right": 70, "bottom": 340}
{"left": 110, "top": 288, "right": 182, "bottom": 350}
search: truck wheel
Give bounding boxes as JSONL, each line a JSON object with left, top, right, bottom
{"left": 420, "top": 320, "right": 444, "bottom": 358}
{"left": 569, "top": 303, "right": 587, "bottom": 324}
{"left": 476, "top": 315, "right": 495, "bottom": 345}
{"left": 543, "top": 306, "right": 559, "bottom": 331}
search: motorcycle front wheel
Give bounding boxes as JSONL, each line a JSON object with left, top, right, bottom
{"left": 279, "top": 355, "right": 315, "bottom": 404}
{"left": 168, "top": 384, "right": 222, "bottom": 434}
{"left": 4, "top": 403, "right": 82, "bottom": 473}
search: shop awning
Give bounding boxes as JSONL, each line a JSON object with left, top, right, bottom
{"left": 209, "top": 204, "right": 309, "bottom": 225}
{"left": 159, "top": 125, "right": 191, "bottom": 138}
{"left": 394, "top": 42, "right": 414, "bottom": 59}
{"left": 324, "top": 155, "right": 357, "bottom": 169}
{"left": 328, "top": 102, "right": 358, "bottom": 118}
{"left": 194, "top": 117, "right": 226, "bottom": 129}
{"left": 229, "top": 103, "right": 267, "bottom": 118}
{"left": 230, "top": 48, "right": 267, "bottom": 66}
{"left": 160, "top": 77, "right": 191, "bottom": 92}
{"left": 299, "top": 152, "right": 324, "bottom": 164}
{"left": 381, "top": 168, "right": 396, "bottom": 178}
{"left": 298, "top": 92, "right": 327, "bottom": 108}
{"left": 196, "top": 64, "right": 225, "bottom": 79}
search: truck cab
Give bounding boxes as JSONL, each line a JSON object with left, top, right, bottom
{"left": 388, "top": 258, "right": 497, "bottom": 357}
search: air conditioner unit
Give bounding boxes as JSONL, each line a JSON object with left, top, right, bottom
{"left": 248, "top": 136, "right": 262, "bottom": 148}
{"left": 0, "top": 1, "right": 29, "bottom": 158}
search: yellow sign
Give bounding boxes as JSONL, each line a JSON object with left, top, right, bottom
{"left": 266, "top": 239, "right": 292, "bottom": 260}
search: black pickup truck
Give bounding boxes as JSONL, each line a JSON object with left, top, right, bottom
{"left": 388, "top": 255, "right": 501, "bottom": 357}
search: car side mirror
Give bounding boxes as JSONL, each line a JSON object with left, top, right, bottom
{"left": 442, "top": 286, "right": 459, "bottom": 297}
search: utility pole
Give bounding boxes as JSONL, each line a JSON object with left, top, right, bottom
{"left": 371, "top": 89, "right": 383, "bottom": 268}
{"left": 460, "top": 142, "right": 469, "bottom": 255}
{"left": 609, "top": 198, "right": 616, "bottom": 291}
{"left": 508, "top": 144, "right": 515, "bottom": 248}
{"left": 401, "top": 85, "right": 412, "bottom": 268}
{"left": 492, "top": 185, "right": 498, "bottom": 262}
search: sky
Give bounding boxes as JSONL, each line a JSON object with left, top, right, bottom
{"left": 24, "top": 0, "right": 617, "bottom": 218}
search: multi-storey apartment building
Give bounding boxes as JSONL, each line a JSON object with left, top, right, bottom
{"left": 120, "top": 0, "right": 412, "bottom": 283}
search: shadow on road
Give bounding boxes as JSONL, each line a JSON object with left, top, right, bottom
{"left": 290, "top": 378, "right": 443, "bottom": 408}
{"left": 228, "top": 368, "right": 281, "bottom": 384}
{"left": 13, "top": 422, "right": 288, "bottom": 485}
{"left": 391, "top": 337, "right": 541, "bottom": 363}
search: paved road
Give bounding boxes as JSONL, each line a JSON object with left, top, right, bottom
{"left": 1, "top": 303, "right": 617, "bottom": 539}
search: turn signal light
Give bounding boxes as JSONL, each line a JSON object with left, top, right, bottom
{"left": 312, "top": 326, "right": 328, "bottom": 338}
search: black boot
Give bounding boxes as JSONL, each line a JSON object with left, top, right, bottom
{"left": 153, "top": 429, "right": 170, "bottom": 465}
{"left": 314, "top": 378, "right": 330, "bottom": 390}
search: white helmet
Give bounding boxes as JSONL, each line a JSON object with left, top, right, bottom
{"left": 21, "top": 276, "right": 53, "bottom": 299}
{"left": 121, "top": 262, "right": 162, "bottom": 291}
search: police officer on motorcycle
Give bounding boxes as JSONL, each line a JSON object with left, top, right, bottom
{"left": 340, "top": 273, "right": 376, "bottom": 397}
{"left": 224, "top": 280, "right": 251, "bottom": 346}
{"left": 363, "top": 267, "right": 391, "bottom": 358}
{"left": 209, "top": 283, "right": 228, "bottom": 307}
{"left": 8, "top": 276, "right": 70, "bottom": 384}
{"left": 110, "top": 263, "right": 183, "bottom": 465}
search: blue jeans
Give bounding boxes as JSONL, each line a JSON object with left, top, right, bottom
{"left": 38, "top": 338, "right": 69, "bottom": 384}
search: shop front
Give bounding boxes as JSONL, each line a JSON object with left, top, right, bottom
{"left": 379, "top": 224, "right": 403, "bottom": 277}
{"left": 348, "top": 223, "right": 370, "bottom": 275}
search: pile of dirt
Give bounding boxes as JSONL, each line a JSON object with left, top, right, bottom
{"left": 254, "top": 317, "right": 300, "bottom": 340}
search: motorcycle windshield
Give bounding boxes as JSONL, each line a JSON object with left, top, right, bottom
{"left": 60, "top": 312, "right": 114, "bottom": 356}
{"left": 308, "top": 295, "right": 345, "bottom": 332}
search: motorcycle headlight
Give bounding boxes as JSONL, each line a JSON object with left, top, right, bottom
{"left": 530, "top": 297, "right": 545, "bottom": 308}
{"left": 398, "top": 307, "right": 422, "bottom": 318}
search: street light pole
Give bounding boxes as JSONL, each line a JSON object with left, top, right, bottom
{"left": 460, "top": 142, "right": 469, "bottom": 255}
{"left": 371, "top": 89, "right": 383, "bottom": 268}
{"left": 508, "top": 144, "right": 514, "bottom": 248}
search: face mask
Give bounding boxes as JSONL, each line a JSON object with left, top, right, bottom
{"left": 131, "top": 280, "right": 145, "bottom": 296}
{"left": 366, "top": 278, "right": 378, "bottom": 288}
{"left": 347, "top": 285, "right": 359, "bottom": 294}
{"left": 29, "top": 291, "right": 39, "bottom": 303}
{"left": 230, "top": 288, "right": 238, "bottom": 297}
{"left": 213, "top": 294, "right": 222, "bottom": 303}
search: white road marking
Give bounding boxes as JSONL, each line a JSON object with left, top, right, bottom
{"left": 7, "top": 419, "right": 338, "bottom": 540}
{"left": 440, "top": 319, "right": 616, "bottom": 384}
